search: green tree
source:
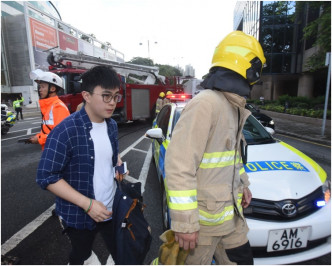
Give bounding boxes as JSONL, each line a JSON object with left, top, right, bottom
{"left": 156, "top": 64, "right": 182, "bottom": 77}
{"left": 299, "top": 2, "right": 331, "bottom": 71}
{"left": 127, "top": 57, "right": 182, "bottom": 77}
{"left": 127, "top": 57, "right": 154, "bottom": 66}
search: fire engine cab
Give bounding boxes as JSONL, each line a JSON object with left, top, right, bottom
{"left": 47, "top": 51, "right": 184, "bottom": 122}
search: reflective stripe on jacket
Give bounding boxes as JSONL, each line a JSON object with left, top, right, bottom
{"left": 165, "top": 90, "right": 251, "bottom": 235}
{"left": 37, "top": 96, "right": 70, "bottom": 150}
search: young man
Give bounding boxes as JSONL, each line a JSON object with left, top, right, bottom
{"left": 165, "top": 31, "right": 266, "bottom": 265}
{"left": 37, "top": 66, "right": 125, "bottom": 264}
{"left": 13, "top": 94, "right": 24, "bottom": 120}
{"left": 29, "top": 69, "right": 70, "bottom": 150}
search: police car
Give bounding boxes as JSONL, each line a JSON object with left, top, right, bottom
{"left": 145, "top": 94, "right": 331, "bottom": 265}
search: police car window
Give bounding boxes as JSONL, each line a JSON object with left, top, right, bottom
{"left": 156, "top": 105, "right": 171, "bottom": 137}
{"left": 171, "top": 108, "right": 183, "bottom": 132}
{"left": 243, "top": 115, "right": 275, "bottom": 145}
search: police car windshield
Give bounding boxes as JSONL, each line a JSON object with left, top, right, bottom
{"left": 243, "top": 115, "right": 275, "bottom": 145}
{"left": 172, "top": 109, "right": 274, "bottom": 145}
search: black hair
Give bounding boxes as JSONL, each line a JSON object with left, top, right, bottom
{"left": 81, "top": 65, "right": 120, "bottom": 93}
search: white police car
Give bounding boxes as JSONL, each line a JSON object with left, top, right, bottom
{"left": 146, "top": 96, "right": 331, "bottom": 265}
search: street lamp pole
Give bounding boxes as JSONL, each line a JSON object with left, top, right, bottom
{"left": 139, "top": 40, "right": 157, "bottom": 59}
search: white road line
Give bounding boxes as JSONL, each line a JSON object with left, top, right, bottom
{"left": 1, "top": 204, "right": 55, "bottom": 255}
{"left": 1, "top": 133, "right": 36, "bottom": 141}
{"left": 3, "top": 126, "right": 40, "bottom": 135}
{"left": 27, "top": 128, "right": 32, "bottom": 135}
{"left": 132, "top": 147, "right": 148, "bottom": 154}
{"left": 1, "top": 135, "right": 152, "bottom": 258}
{"left": 138, "top": 145, "right": 152, "bottom": 194}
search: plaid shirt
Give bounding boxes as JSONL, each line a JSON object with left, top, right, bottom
{"left": 36, "top": 107, "right": 119, "bottom": 230}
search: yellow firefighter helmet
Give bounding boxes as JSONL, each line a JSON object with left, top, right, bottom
{"left": 159, "top": 92, "right": 165, "bottom": 98}
{"left": 211, "top": 31, "right": 266, "bottom": 85}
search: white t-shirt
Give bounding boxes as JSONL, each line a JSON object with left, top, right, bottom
{"left": 90, "top": 121, "right": 116, "bottom": 217}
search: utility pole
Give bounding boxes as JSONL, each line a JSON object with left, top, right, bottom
{"left": 321, "top": 52, "right": 331, "bottom": 136}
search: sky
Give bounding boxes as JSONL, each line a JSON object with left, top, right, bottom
{"left": 54, "top": 0, "right": 237, "bottom": 78}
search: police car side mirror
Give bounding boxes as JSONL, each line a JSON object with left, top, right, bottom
{"left": 145, "top": 128, "right": 164, "bottom": 145}
{"left": 265, "top": 127, "right": 275, "bottom": 135}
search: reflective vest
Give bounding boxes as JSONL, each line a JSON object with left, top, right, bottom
{"left": 165, "top": 90, "right": 250, "bottom": 235}
{"left": 37, "top": 96, "right": 70, "bottom": 150}
{"left": 13, "top": 97, "right": 24, "bottom": 109}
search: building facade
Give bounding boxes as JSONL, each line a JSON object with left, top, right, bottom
{"left": 234, "top": 1, "right": 329, "bottom": 101}
{"left": 1, "top": 1, "right": 124, "bottom": 105}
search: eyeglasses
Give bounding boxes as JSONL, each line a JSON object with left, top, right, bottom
{"left": 91, "top": 93, "right": 122, "bottom": 103}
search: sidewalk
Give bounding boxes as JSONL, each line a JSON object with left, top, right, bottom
{"left": 262, "top": 110, "right": 331, "bottom": 146}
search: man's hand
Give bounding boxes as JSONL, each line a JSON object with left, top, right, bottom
{"left": 29, "top": 135, "right": 39, "bottom": 144}
{"left": 86, "top": 199, "right": 112, "bottom": 222}
{"left": 242, "top": 187, "right": 252, "bottom": 208}
{"left": 174, "top": 231, "right": 199, "bottom": 250}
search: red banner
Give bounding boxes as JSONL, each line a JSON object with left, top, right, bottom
{"left": 59, "top": 31, "right": 78, "bottom": 52}
{"left": 30, "top": 17, "right": 57, "bottom": 51}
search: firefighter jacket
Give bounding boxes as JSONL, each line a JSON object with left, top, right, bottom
{"left": 165, "top": 89, "right": 251, "bottom": 236}
{"left": 37, "top": 96, "right": 70, "bottom": 150}
{"left": 156, "top": 98, "right": 164, "bottom": 114}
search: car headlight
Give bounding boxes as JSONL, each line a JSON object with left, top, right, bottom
{"left": 269, "top": 120, "right": 274, "bottom": 125}
{"left": 316, "top": 179, "right": 331, "bottom": 207}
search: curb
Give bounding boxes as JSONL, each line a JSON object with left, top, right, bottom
{"left": 275, "top": 129, "right": 331, "bottom": 146}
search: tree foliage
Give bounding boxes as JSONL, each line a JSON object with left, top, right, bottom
{"left": 127, "top": 57, "right": 182, "bottom": 77}
{"left": 298, "top": 1, "right": 331, "bottom": 71}
{"left": 127, "top": 57, "right": 154, "bottom": 66}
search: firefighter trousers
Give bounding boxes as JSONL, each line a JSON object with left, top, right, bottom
{"left": 185, "top": 218, "right": 253, "bottom": 265}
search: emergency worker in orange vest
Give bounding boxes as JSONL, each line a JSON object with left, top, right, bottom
{"left": 165, "top": 31, "right": 266, "bottom": 264}
{"left": 28, "top": 69, "right": 70, "bottom": 150}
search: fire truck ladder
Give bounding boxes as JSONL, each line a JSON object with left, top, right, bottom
{"left": 48, "top": 51, "right": 165, "bottom": 85}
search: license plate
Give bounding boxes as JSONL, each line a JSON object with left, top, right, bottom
{"left": 267, "top": 227, "right": 310, "bottom": 252}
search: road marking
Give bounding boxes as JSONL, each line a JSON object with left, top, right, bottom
{"left": 132, "top": 147, "right": 148, "bottom": 154}
{"left": 1, "top": 134, "right": 151, "bottom": 260}
{"left": 276, "top": 134, "right": 331, "bottom": 148}
{"left": 1, "top": 126, "right": 40, "bottom": 135}
{"left": 138, "top": 145, "right": 152, "bottom": 194}
{"left": 120, "top": 135, "right": 146, "bottom": 157}
{"left": 1, "top": 204, "right": 55, "bottom": 255}
{"left": 27, "top": 128, "right": 32, "bottom": 135}
{"left": 1, "top": 132, "right": 38, "bottom": 141}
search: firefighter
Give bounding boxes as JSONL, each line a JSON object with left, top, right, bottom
{"left": 155, "top": 92, "right": 165, "bottom": 116}
{"left": 164, "top": 31, "right": 266, "bottom": 265}
{"left": 162, "top": 91, "right": 173, "bottom": 106}
{"left": 28, "top": 69, "right": 70, "bottom": 150}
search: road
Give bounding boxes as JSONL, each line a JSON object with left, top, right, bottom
{"left": 1, "top": 116, "right": 330, "bottom": 264}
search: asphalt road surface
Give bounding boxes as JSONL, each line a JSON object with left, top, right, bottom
{"left": 1, "top": 117, "right": 330, "bottom": 265}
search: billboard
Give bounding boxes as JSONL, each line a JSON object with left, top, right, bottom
{"left": 29, "top": 17, "right": 58, "bottom": 70}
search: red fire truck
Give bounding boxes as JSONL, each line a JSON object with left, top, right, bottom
{"left": 47, "top": 51, "right": 184, "bottom": 122}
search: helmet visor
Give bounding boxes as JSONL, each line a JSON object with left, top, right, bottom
{"left": 247, "top": 57, "right": 263, "bottom": 84}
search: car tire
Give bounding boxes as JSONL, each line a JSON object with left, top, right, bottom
{"left": 160, "top": 179, "right": 170, "bottom": 231}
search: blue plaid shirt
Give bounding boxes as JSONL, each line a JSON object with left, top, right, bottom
{"left": 37, "top": 107, "right": 119, "bottom": 230}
